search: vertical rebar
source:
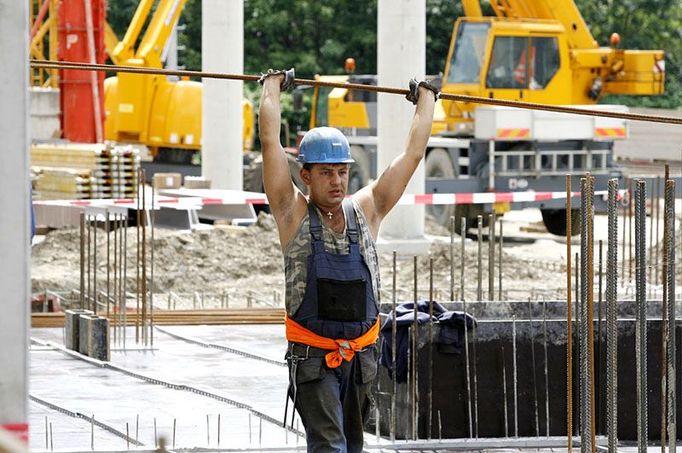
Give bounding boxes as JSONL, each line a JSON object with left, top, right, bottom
{"left": 655, "top": 176, "right": 661, "bottom": 287}
{"left": 412, "top": 255, "right": 418, "bottom": 440}
{"left": 93, "top": 213, "right": 98, "bottom": 314}
{"left": 428, "top": 256, "right": 434, "bottom": 440}
{"left": 587, "top": 176, "right": 596, "bottom": 452}
{"left": 461, "top": 218, "right": 466, "bottom": 302}
{"left": 665, "top": 179, "right": 676, "bottom": 452}
{"left": 463, "top": 246, "right": 473, "bottom": 439}
{"left": 662, "top": 168, "right": 670, "bottom": 452}
{"left": 528, "top": 298, "right": 540, "bottom": 437}
{"left": 498, "top": 219, "right": 503, "bottom": 301}
{"left": 87, "top": 213, "right": 91, "bottom": 311}
{"left": 123, "top": 214, "right": 127, "bottom": 349}
{"left": 113, "top": 213, "right": 118, "bottom": 344}
{"left": 142, "top": 170, "right": 147, "bottom": 345}
{"left": 649, "top": 180, "right": 656, "bottom": 286}
{"left": 597, "top": 239, "right": 603, "bottom": 434}
{"left": 621, "top": 197, "right": 627, "bottom": 287}
{"left": 566, "top": 175, "right": 573, "bottom": 452}
{"left": 150, "top": 179, "right": 155, "bottom": 346}
{"left": 391, "top": 250, "right": 397, "bottom": 442}
{"left": 606, "top": 178, "right": 619, "bottom": 453}
{"left": 580, "top": 176, "right": 594, "bottom": 453}
{"left": 629, "top": 179, "right": 634, "bottom": 283}
{"left": 489, "top": 213, "right": 495, "bottom": 301}
{"left": 542, "top": 299, "right": 550, "bottom": 437}
{"left": 477, "top": 215, "right": 483, "bottom": 301}
{"left": 106, "top": 211, "right": 110, "bottom": 318}
{"left": 450, "top": 216, "right": 455, "bottom": 302}
{"left": 135, "top": 169, "right": 141, "bottom": 343}
{"left": 501, "top": 342, "right": 509, "bottom": 438}
{"left": 80, "top": 212, "right": 85, "bottom": 309}
{"left": 634, "top": 179, "right": 648, "bottom": 453}
{"left": 512, "top": 315, "right": 519, "bottom": 438}
{"left": 472, "top": 311, "right": 479, "bottom": 438}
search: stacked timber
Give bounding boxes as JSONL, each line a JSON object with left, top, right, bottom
{"left": 31, "top": 143, "right": 139, "bottom": 199}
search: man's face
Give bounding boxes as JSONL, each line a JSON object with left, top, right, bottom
{"left": 300, "top": 163, "right": 350, "bottom": 207}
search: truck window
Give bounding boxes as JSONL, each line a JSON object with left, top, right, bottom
{"left": 486, "top": 36, "right": 528, "bottom": 89}
{"left": 529, "top": 37, "right": 560, "bottom": 89}
{"left": 447, "top": 22, "right": 490, "bottom": 84}
{"left": 315, "top": 86, "right": 332, "bottom": 127}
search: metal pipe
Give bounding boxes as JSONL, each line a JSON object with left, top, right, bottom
{"left": 634, "top": 179, "right": 648, "bottom": 453}
{"left": 665, "top": 178, "right": 676, "bottom": 452}
{"left": 391, "top": 250, "right": 397, "bottom": 442}
{"left": 606, "top": 178, "right": 619, "bottom": 453}
{"left": 566, "top": 175, "right": 573, "bottom": 452}
{"left": 477, "top": 215, "right": 483, "bottom": 301}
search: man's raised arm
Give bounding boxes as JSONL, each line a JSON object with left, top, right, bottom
{"left": 258, "top": 69, "right": 302, "bottom": 220}
{"left": 356, "top": 80, "right": 438, "bottom": 230}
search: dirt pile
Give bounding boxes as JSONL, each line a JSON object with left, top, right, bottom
{"left": 32, "top": 212, "right": 576, "bottom": 306}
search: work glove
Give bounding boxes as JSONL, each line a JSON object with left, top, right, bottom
{"left": 258, "top": 68, "right": 296, "bottom": 91}
{"left": 405, "top": 78, "right": 440, "bottom": 105}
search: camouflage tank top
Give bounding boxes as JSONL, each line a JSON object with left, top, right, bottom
{"left": 284, "top": 198, "right": 381, "bottom": 318}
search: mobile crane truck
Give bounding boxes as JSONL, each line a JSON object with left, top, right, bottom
{"left": 301, "top": 0, "right": 665, "bottom": 235}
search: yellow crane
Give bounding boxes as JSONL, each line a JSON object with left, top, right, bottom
{"left": 306, "top": 0, "right": 665, "bottom": 233}
{"left": 104, "top": 0, "right": 254, "bottom": 164}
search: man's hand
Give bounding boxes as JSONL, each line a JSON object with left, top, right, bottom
{"left": 258, "top": 68, "right": 296, "bottom": 91}
{"left": 405, "top": 78, "right": 439, "bottom": 105}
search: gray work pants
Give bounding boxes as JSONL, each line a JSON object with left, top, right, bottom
{"left": 290, "top": 345, "right": 378, "bottom": 453}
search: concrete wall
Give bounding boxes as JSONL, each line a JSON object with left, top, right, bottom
{"left": 0, "top": 0, "right": 30, "bottom": 443}
{"left": 30, "top": 87, "right": 60, "bottom": 141}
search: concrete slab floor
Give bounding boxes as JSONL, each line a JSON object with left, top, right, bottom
{"left": 28, "top": 325, "right": 672, "bottom": 453}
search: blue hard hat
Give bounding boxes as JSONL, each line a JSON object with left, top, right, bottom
{"left": 298, "top": 127, "right": 354, "bottom": 164}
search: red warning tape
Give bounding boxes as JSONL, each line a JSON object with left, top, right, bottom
{"left": 1, "top": 423, "right": 29, "bottom": 443}
{"left": 33, "top": 189, "right": 628, "bottom": 208}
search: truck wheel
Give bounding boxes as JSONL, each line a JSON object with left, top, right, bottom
{"left": 425, "top": 148, "right": 455, "bottom": 226}
{"left": 348, "top": 145, "right": 370, "bottom": 194}
{"left": 453, "top": 204, "right": 488, "bottom": 236}
{"left": 541, "top": 209, "right": 581, "bottom": 236}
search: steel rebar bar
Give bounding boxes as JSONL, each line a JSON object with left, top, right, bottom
{"left": 428, "top": 256, "right": 434, "bottom": 440}
{"left": 450, "top": 217, "right": 455, "bottom": 302}
{"left": 662, "top": 167, "right": 670, "bottom": 452}
{"left": 501, "top": 342, "right": 509, "bottom": 438}
{"left": 606, "top": 179, "right": 619, "bottom": 453}
{"left": 93, "top": 213, "right": 98, "bottom": 314}
{"left": 489, "top": 213, "right": 495, "bottom": 301}
{"left": 461, "top": 218, "right": 466, "bottom": 302}
{"left": 498, "top": 219, "right": 503, "bottom": 301}
{"left": 477, "top": 215, "right": 483, "bottom": 301}
{"left": 566, "top": 175, "right": 573, "bottom": 452}
{"left": 634, "top": 179, "right": 648, "bottom": 453}
{"left": 665, "top": 178, "right": 676, "bottom": 452}
{"left": 528, "top": 298, "right": 540, "bottom": 437}
{"left": 80, "top": 212, "right": 85, "bottom": 309}
{"left": 463, "top": 240, "right": 473, "bottom": 439}
{"left": 512, "top": 315, "right": 519, "bottom": 438}
{"left": 391, "top": 250, "right": 397, "bottom": 442}
{"left": 106, "top": 211, "right": 110, "bottom": 318}
{"left": 412, "top": 255, "right": 418, "bottom": 440}
{"left": 142, "top": 170, "right": 147, "bottom": 345}
{"left": 579, "top": 176, "right": 594, "bottom": 453}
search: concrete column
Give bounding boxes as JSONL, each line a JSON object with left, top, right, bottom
{"left": 377, "top": 0, "right": 429, "bottom": 255}
{"left": 202, "top": 0, "right": 244, "bottom": 190}
{"left": 0, "top": 0, "right": 30, "bottom": 442}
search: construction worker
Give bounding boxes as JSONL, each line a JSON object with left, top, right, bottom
{"left": 258, "top": 68, "right": 437, "bottom": 452}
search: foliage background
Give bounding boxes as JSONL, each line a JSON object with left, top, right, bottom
{"left": 107, "top": 0, "right": 682, "bottom": 142}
